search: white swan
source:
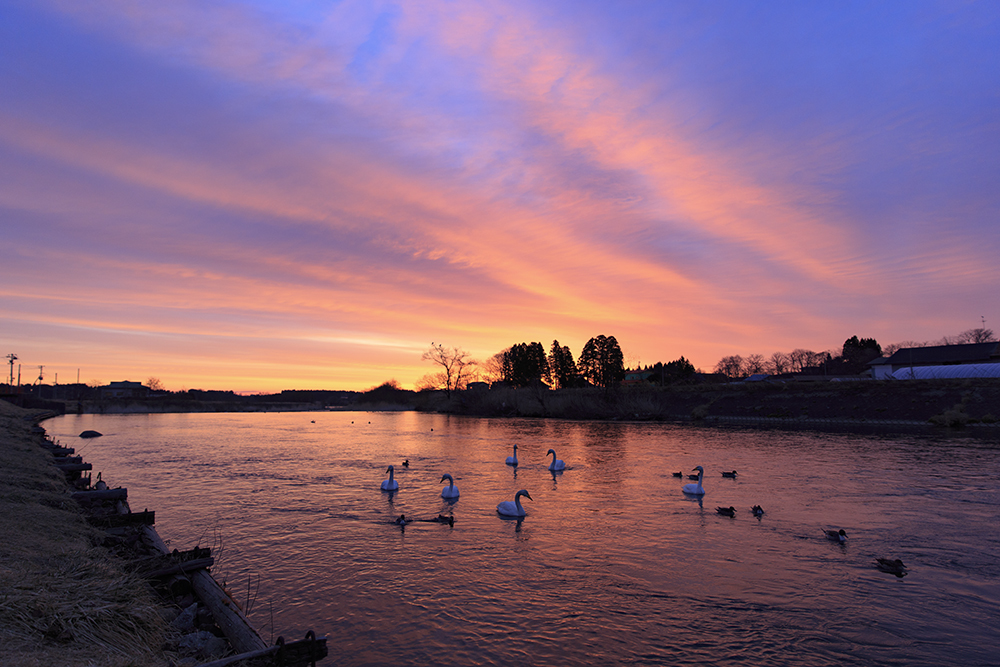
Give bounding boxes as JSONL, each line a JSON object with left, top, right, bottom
{"left": 682, "top": 465, "right": 705, "bottom": 495}
{"left": 380, "top": 465, "right": 399, "bottom": 491}
{"left": 496, "top": 489, "right": 532, "bottom": 517}
{"left": 505, "top": 444, "right": 518, "bottom": 466}
{"left": 547, "top": 448, "right": 566, "bottom": 471}
{"left": 440, "top": 473, "right": 460, "bottom": 499}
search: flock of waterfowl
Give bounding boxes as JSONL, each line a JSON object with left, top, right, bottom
{"left": 379, "top": 449, "right": 906, "bottom": 576}
{"left": 379, "top": 445, "right": 570, "bottom": 521}
{"left": 674, "top": 464, "right": 905, "bottom": 575}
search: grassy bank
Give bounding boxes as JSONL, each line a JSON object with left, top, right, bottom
{"left": 429, "top": 379, "right": 1000, "bottom": 427}
{"left": 0, "top": 400, "right": 172, "bottom": 667}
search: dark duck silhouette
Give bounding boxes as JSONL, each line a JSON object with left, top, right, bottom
{"left": 875, "top": 558, "right": 907, "bottom": 576}
{"left": 721, "top": 470, "right": 738, "bottom": 478}
{"left": 671, "top": 471, "right": 683, "bottom": 478}
{"left": 716, "top": 506, "right": 736, "bottom": 517}
{"left": 824, "top": 528, "right": 848, "bottom": 543}
{"left": 750, "top": 505, "right": 764, "bottom": 517}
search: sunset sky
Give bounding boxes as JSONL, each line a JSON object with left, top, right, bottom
{"left": 2, "top": 1, "right": 998, "bottom": 392}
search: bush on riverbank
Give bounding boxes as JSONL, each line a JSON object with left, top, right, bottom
{"left": 424, "top": 379, "right": 1000, "bottom": 426}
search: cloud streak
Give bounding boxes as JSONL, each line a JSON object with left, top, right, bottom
{"left": 1, "top": 0, "right": 997, "bottom": 390}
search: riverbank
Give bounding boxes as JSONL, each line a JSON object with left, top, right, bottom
{"left": 0, "top": 400, "right": 173, "bottom": 667}
{"left": 438, "top": 378, "right": 1000, "bottom": 428}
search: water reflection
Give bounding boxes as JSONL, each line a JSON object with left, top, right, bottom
{"left": 47, "top": 412, "right": 1000, "bottom": 667}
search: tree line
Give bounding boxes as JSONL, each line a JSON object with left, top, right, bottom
{"left": 712, "top": 327, "right": 996, "bottom": 380}
{"left": 417, "top": 326, "right": 996, "bottom": 393}
{"left": 419, "top": 335, "right": 701, "bottom": 395}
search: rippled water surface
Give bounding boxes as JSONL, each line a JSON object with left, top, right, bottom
{"left": 49, "top": 412, "right": 1000, "bottom": 666}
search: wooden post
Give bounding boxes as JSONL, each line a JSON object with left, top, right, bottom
{"left": 139, "top": 524, "right": 267, "bottom": 654}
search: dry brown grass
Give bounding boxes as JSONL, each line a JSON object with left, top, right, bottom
{"left": 0, "top": 400, "right": 173, "bottom": 667}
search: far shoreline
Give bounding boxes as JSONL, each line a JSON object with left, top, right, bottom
{"left": 28, "top": 378, "right": 1000, "bottom": 435}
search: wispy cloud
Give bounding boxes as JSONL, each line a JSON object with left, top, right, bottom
{"left": 1, "top": 0, "right": 997, "bottom": 389}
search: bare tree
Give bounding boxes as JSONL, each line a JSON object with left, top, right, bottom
{"left": 787, "top": 349, "right": 814, "bottom": 372}
{"left": 415, "top": 373, "right": 446, "bottom": 392}
{"left": 954, "top": 327, "right": 997, "bottom": 344}
{"left": 883, "top": 340, "right": 928, "bottom": 356}
{"left": 714, "top": 355, "right": 745, "bottom": 379}
{"left": 421, "top": 343, "right": 476, "bottom": 398}
{"left": 744, "top": 354, "right": 767, "bottom": 375}
{"left": 769, "top": 351, "right": 790, "bottom": 374}
{"left": 146, "top": 377, "right": 165, "bottom": 392}
{"left": 478, "top": 352, "right": 506, "bottom": 385}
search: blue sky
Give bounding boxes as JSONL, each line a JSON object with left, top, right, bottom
{"left": 2, "top": 0, "right": 997, "bottom": 390}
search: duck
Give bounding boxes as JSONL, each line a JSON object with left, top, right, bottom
{"left": 394, "top": 514, "right": 407, "bottom": 526}
{"left": 497, "top": 489, "right": 532, "bottom": 517}
{"left": 721, "top": 470, "right": 738, "bottom": 478}
{"left": 430, "top": 514, "right": 455, "bottom": 526}
{"left": 547, "top": 448, "right": 566, "bottom": 471}
{"left": 671, "top": 471, "right": 683, "bottom": 478}
{"left": 824, "top": 528, "right": 848, "bottom": 543}
{"left": 750, "top": 505, "right": 764, "bottom": 517}
{"left": 682, "top": 466, "right": 706, "bottom": 495}
{"left": 687, "top": 473, "right": 700, "bottom": 480}
{"left": 440, "top": 473, "right": 460, "bottom": 499}
{"left": 505, "top": 444, "right": 519, "bottom": 466}
{"left": 716, "top": 506, "right": 736, "bottom": 517}
{"left": 402, "top": 459, "right": 409, "bottom": 468}
{"left": 380, "top": 465, "right": 399, "bottom": 491}
{"left": 875, "top": 558, "right": 907, "bottom": 576}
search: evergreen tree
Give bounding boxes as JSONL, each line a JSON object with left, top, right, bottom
{"left": 502, "top": 342, "right": 551, "bottom": 387}
{"left": 548, "top": 340, "right": 581, "bottom": 388}
{"left": 578, "top": 335, "right": 625, "bottom": 388}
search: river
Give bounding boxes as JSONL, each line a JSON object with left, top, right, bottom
{"left": 48, "top": 412, "right": 1000, "bottom": 666}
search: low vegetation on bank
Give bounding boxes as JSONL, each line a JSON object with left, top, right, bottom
{"left": 0, "top": 401, "right": 173, "bottom": 667}
{"left": 420, "top": 379, "right": 1000, "bottom": 426}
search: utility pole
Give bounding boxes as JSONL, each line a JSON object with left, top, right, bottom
{"left": 6, "top": 353, "right": 16, "bottom": 390}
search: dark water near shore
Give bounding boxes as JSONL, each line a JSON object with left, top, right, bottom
{"left": 49, "top": 412, "right": 1000, "bottom": 666}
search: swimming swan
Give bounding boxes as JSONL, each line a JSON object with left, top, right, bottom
{"left": 682, "top": 466, "right": 706, "bottom": 495}
{"left": 497, "top": 489, "right": 532, "bottom": 517}
{"left": 547, "top": 448, "right": 566, "bottom": 471}
{"left": 440, "top": 473, "right": 460, "bottom": 499}
{"left": 505, "top": 444, "right": 519, "bottom": 466}
{"left": 381, "top": 465, "right": 399, "bottom": 491}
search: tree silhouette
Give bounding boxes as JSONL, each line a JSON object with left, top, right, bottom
{"left": 548, "top": 340, "right": 582, "bottom": 388}
{"left": 500, "top": 342, "right": 550, "bottom": 387}
{"left": 578, "top": 335, "right": 625, "bottom": 388}
{"left": 421, "top": 343, "right": 476, "bottom": 398}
